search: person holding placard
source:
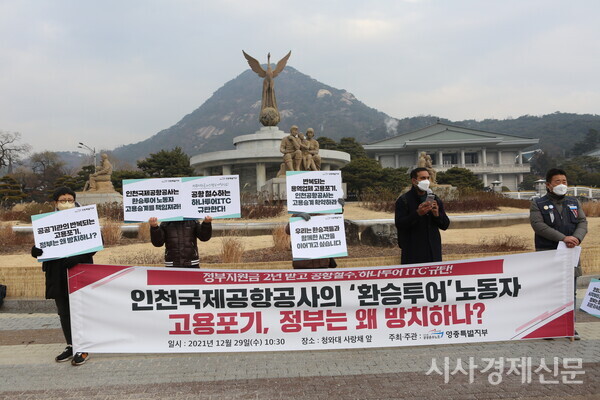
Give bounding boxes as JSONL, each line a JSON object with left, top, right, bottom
{"left": 30, "top": 187, "right": 95, "bottom": 366}
{"left": 285, "top": 213, "right": 338, "bottom": 269}
{"left": 284, "top": 198, "right": 345, "bottom": 269}
{"left": 149, "top": 216, "right": 213, "bottom": 268}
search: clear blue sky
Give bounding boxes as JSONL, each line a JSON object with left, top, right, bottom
{"left": 1, "top": 0, "right": 598, "bottom": 153}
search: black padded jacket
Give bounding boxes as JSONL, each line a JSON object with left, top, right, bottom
{"left": 150, "top": 220, "right": 212, "bottom": 267}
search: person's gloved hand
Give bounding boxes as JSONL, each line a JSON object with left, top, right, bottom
{"left": 297, "top": 212, "right": 311, "bottom": 221}
{"left": 337, "top": 198, "right": 346, "bottom": 207}
{"left": 31, "top": 246, "right": 43, "bottom": 257}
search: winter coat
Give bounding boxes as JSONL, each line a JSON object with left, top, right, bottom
{"left": 32, "top": 248, "right": 95, "bottom": 300}
{"left": 150, "top": 220, "right": 212, "bottom": 267}
{"left": 394, "top": 186, "right": 450, "bottom": 265}
{"left": 530, "top": 193, "right": 587, "bottom": 251}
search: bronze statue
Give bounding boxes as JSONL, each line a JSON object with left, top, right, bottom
{"left": 280, "top": 125, "right": 303, "bottom": 172}
{"left": 301, "top": 128, "right": 321, "bottom": 171}
{"left": 417, "top": 151, "right": 437, "bottom": 184}
{"left": 84, "top": 153, "right": 114, "bottom": 192}
{"left": 242, "top": 50, "right": 291, "bottom": 126}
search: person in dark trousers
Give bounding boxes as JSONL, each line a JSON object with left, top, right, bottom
{"left": 30, "top": 187, "right": 95, "bottom": 366}
{"left": 530, "top": 168, "right": 588, "bottom": 340}
{"left": 149, "top": 217, "right": 212, "bottom": 268}
{"left": 395, "top": 167, "right": 450, "bottom": 264}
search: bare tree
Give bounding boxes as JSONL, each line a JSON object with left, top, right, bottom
{"left": 0, "top": 131, "right": 31, "bottom": 172}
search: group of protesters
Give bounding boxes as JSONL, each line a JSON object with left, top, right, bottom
{"left": 32, "top": 167, "right": 587, "bottom": 365}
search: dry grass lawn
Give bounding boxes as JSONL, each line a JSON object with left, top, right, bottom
{"left": 2, "top": 203, "right": 598, "bottom": 273}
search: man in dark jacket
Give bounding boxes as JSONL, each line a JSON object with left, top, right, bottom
{"left": 149, "top": 217, "right": 212, "bottom": 267}
{"left": 529, "top": 168, "right": 587, "bottom": 340}
{"left": 395, "top": 167, "right": 450, "bottom": 264}
{"left": 31, "top": 187, "right": 94, "bottom": 366}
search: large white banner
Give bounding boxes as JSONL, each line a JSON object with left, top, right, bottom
{"left": 181, "top": 175, "right": 241, "bottom": 219}
{"left": 70, "top": 249, "right": 578, "bottom": 353}
{"left": 286, "top": 171, "right": 344, "bottom": 214}
{"left": 289, "top": 214, "right": 347, "bottom": 260}
{"left": 123, "top": 178, "right": 183, "bottom": 222}
{"left": 32, "top": 205, "right": 103, "bottom": 261}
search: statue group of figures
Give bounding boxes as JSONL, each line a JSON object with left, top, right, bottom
{"left": 277, "top": 126, "right": 322, "bottom": 177}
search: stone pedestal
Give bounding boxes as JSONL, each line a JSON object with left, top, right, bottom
{"left": 431, "top": 184, "right": 459, "bottom": 201}
{"left": 261, "top": 177, "right": 287, "bottom": 200}
{"left": 77, "top": 191, "right": 123, "bottom": 206}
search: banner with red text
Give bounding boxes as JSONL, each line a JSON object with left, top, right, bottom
{"left": 69, "top": 249, "right": 578, "bottom": 353}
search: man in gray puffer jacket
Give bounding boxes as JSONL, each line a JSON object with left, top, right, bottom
{"left": 149, "top": 216, "right": 212, "bottom": 268}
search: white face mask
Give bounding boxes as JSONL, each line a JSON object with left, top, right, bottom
{"left": 417, "top": 179, "right": 430, "bottom": 191}
{"left": 57, "top": 201, "right": 75, "bottom": 211}
{"left": 552, "top": 184, "right": 568, "bottom": 196}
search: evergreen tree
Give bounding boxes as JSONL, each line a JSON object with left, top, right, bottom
{"left": 570, "top": 129, "right": 600, "bottom": 156}
{"left": 137, "top": 147, "right": 194, "bottom": 178}
{"left": 0, "top": 175, "right": 27, "bottom": 205}
{"left": 337, "top": 137, "right": 367, "bottom": 159}
{"left": 111, "top": 170, "right": 148, "bottom": 193}
{"left": 437, "top": 167, "right": 484, "bottom": 190}
{"left": 316, "top": 137, "right": 338, "bottom": 150}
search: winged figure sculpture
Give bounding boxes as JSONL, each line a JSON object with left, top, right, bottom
{"left": 242, "top": 50, "right": 292, "bottom": 117}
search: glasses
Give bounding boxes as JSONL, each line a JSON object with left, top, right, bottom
{"left": 58, "top": 199, "right": 75, "bottom": 204}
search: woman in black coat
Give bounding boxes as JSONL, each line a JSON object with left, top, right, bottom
{"left": 31, "top": 187, "right": 95, "bottom": 366}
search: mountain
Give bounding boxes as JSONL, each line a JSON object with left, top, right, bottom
{"left": 110, "top": 66, "right": 402, "bottom": 163}
{"left": 109, "top": 66, "right": 600, "bottom": 164}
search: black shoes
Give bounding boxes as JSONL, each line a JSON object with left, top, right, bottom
{"left": 55, "top": 345, "right": 89, "bottom": 365}
{"left": 55, "top": 345, "right": 73, "bottom": 362}
{"left": 71, "top": 352, "right": 89, "bottom": 366}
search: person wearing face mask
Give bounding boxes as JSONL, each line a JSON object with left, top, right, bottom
{"left": 395, "top": 167, "right": 450, "bottom": 264}
{"left": 530, "top": 168, "right": 587, "bottom": 340}
{"left": 30, "top": 187, "right": 96, "bottom": 365}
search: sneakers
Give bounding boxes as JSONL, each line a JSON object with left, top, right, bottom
{"left": 55, "top": 345, "right": 73, "bottom": 362}
{"left": 71, "top": 352, "right": 89, "bottom": 366}
{"left": 573, "top": 331, "right": 581, "bottom": 341}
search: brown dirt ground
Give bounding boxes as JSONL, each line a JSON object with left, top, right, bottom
{"left": 2, "top": 204, "right": 598, "bottom": 271}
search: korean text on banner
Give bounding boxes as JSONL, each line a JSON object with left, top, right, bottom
{"left": 32, "top": 204, "right": 103, "bottom": 261}
{"left": 181, "top": 176, "right": 241, "bottom": 219}
{"left": 580, "top": 279, "right": 600, "bottom": 318}
{"left": 70, "top": 248, "right": 578, "bottom": 353}
{"left": 286, "top": 171, "right": 343, "bottom": 214}
{"left": 122, "top": 178, "right": 183, "bottom": 222}
{"left": 290, "top": 214, "right": 347, "bottom": 260}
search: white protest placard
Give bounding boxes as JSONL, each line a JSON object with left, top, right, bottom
{"left": 181, "top": 175, "right": 241, "bottom": 219}
{"left": 286, "top": 171, "right": 343, "bottom": 214}
{"left": 32, "top": 204, "right": 103, "bottom": 261}
{"left": 123, "top": 178, "right": 183, "bottom": 222}
{"left": 289, "top": 214, "right": 347, "bottom": 260}
{"left": 580, "top": 279, "right": 600, "bottom": 318}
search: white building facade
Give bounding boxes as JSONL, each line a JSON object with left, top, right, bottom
{"left": 364, "top": 122, "right": 539, "bottom": 191}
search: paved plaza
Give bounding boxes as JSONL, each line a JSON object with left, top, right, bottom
{"left": 0, "top": 288, "right": 599, "bottom": 400}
